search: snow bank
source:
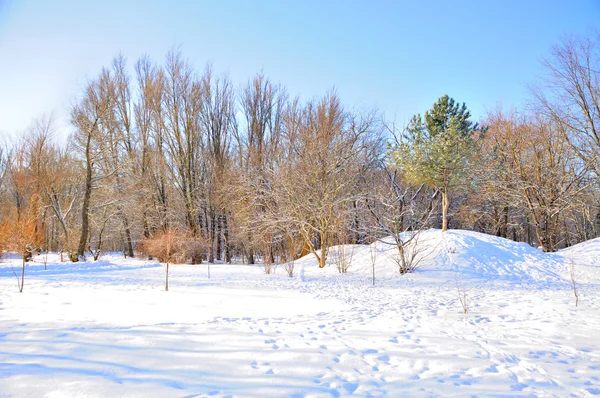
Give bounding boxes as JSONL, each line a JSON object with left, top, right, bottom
{"left": 299, "top": 229, "right": 568, "bottom": 285}
{"left": 557, "top": 238, "right": 600, "bottom": 283}
{"left": 1, "top": 230, "right": 600, "bottom": 396}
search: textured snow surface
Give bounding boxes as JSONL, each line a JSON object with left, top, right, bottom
{"left": 1, "top": 229, "right": 600, "bottom": 397}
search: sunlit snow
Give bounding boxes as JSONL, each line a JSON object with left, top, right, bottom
{"left": 1, "top": 229, "right": 599, "bottom": 396}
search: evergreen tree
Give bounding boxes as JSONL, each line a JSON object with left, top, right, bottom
{"left": 389, "top": 95, "right": 482, "bottom": 232}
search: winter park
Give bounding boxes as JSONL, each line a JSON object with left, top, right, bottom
{"left": 1, "top": 2, "right": 600, "bottom": 397}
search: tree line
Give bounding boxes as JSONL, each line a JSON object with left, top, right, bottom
{"left": 0, "top": 31, "right": 598, "bottom": 269}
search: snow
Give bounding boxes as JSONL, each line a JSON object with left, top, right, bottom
{"left": 1, "top": 229, "right": 600, "bottom": 397}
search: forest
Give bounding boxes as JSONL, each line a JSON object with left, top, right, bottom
{"left": 0, "top": 31, "right": 599, "bottom": 267}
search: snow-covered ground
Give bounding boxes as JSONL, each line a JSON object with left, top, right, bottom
{"left": 1, "top": 229, "right": 600, "bottom": 397}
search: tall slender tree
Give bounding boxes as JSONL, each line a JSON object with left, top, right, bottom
{"left": 389, "top": 95, "right": 482, "bottom": 232}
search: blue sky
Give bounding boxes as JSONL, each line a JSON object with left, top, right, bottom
{"left": 0, "top": 0, "right": 598, "bottom": 139}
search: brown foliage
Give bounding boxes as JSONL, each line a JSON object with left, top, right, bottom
{"left": 138, "top": 228, "right": 207, "bottom": 264}
{"left": 0, "top": 204, "right": 43, "bottom": 292}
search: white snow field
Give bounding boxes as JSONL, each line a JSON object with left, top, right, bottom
{"left": 1, "top": 229, "right": 600, "bottom": 397}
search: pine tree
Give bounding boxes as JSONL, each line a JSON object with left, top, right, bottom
{"left": 390, "top": 95, "right": 482, "bottom": 232}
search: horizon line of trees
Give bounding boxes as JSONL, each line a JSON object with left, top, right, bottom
{"left": 1, "top": 30, "right": 599, "bottom": 269}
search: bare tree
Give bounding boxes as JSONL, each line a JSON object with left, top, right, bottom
{"left": 227, "top": 73, "right": 287, "bottom": 264}
{"left": 275, "top": 92, "right": 376, "bottom": 268}
{"left": 162, "top": 48, "right": 204, "bottom": 239}
{"left": 570, "top": 260, "right": 579, "bottom": 307}
{"left": 534, "top": 31, "right": 600, "bottom": 178}
{"left": 199, "top": 65, "right": 235, "bottom": 263}
{"left": 364, "top": 162, "right": 436, "bottom": 273}
{"left": 135, "top": 55, "right": 170, "bottom": 235}
{"left": 482, "top": 110, "right": 591, "bottom": 251}
{"left": 71, "top": 69, "right": 115, "bottom": 259}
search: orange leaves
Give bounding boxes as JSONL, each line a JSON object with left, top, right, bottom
{"left": 0, "top": 204, "right": 42, "bottom": 259}
{"left": 138, "top": 228, "right": 207, "bottom": 265}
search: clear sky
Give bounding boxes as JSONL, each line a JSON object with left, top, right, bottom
{"left": 0, "top": 0, "right": 599, "bottom": 139}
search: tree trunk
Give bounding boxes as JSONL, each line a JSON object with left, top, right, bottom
{"left": 215, "top": 213, "right": 222, "bottom": 261}
{"left": 441, "top": 191, "right": 449, "bottom": 232}
{"left": 209, "top": 212, "right": 216, "bottom": 263}
{"left": 533, "top": 221, "right": 550, "bottom": 252}
{"left": 50, "top": 190, "right": 77, "bottom": 262}
{"left": 19, "top": 257, "right": 25, "bottom": 293}
{"left": 501, "top": 206, "right": 509, "bottom": 238}
{"left": 318, "top": 230, "right": 327, "bottom": 268}
{"left": 142, "top": 209, "right": 150, "bottom": 239}
{"left": 352, "top": 200, "right": 360, "bottom": 244}
{"left": 398, "top": 243, "right": 407, "bottom": 273}
{"left": 318, "top": 253, "right": 326, "bottom": 268}
{"left": 158, "top": 181, "right": 168, "bottom": 232}
{"left": 119, "top": 209, "right": 134, "bottom": 257}
{"left": 248, "top": 248, "right": 255, "bottom": 265}
{"left": 299, "top": 240, "right": 311, "bottom": 259}
{"left": 77, "top": 133, "right": 93, "bottom": 258}
{"left": 165, "top": 262, "right": 169, "bottom": 291}
{"left": 223, "top": 214, "right": 231, "bottom": 263}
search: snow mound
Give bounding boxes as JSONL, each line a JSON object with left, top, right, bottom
{"left": 429, "top": 230, "right": 566, "bottom": 284}
{"left": 557, "top": 238, "right": 600, "bottom": 283}
{"left": 559, "top": 237, "right": 600, "bottom": 261}
{"left": 298, "top": 229, "right": 567, "bottom": 285}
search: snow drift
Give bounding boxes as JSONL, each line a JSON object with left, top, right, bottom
{"left": 299, "top": 229, "right": 569, "bottom": 285}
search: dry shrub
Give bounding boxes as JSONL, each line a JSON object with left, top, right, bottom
{"left": 0, "top": 206, "right": 42, "bottom": 292}
{"left": 258, "top": 242, "right": 280, "bottom": 274}
{"left": 395, "top": 231, "right": 430, "bottom": 274}
{"left": 262, "top": 244, "right": 276, "bottom": 274}
{"left": 332, "top": 244, "right": 354, "bottom": 273}
{"left": 138, "top": 228, "right": 208, "bottom": 291}
{"left": 570, "top": 260, "right": 579, "bottom": 307}
{"left": 284, "top": 258, "right": 295, "bottom": 277}
{"left": 457, "top": 282, "right": 468, "bottom": 314}
{"left": 138, "top": 229, "right": 207, "bottom": 265}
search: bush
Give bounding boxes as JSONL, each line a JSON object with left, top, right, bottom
{"left": 138, "top": 229, "right": 207, "bottom": 265}
{"left": 332, "top": 244, "right": 354, "bottom": 273}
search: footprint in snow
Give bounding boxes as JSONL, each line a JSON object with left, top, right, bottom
{"left": 486, "top": 365, "right": 499, "bottom": 373}
{"left": 343, "top": 382, "right": 358, "bottom": 394}
{"left": 377, "top": 354, "right": 390, "bottom": 363}
{"left": 353, "top": 367, "right": 365, "bottom": 375}
{"left": 510, "top": 382, "right": 528, "bottom": 391}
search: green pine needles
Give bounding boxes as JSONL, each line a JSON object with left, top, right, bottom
{"left": 389, "top": 95, "right": 483, "bottom": 231}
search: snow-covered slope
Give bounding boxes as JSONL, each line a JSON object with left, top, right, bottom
{"left": 557, "top": 238, "right": 600, "bottom": 283}
{"left": 1, "top": 230, "right": 600, "bottom": 397}
{"left": 559, "top": 237, "right": 600, "bottom": 261}
{"left": 299, "top": 229, "right": 568, "bottom": 286}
